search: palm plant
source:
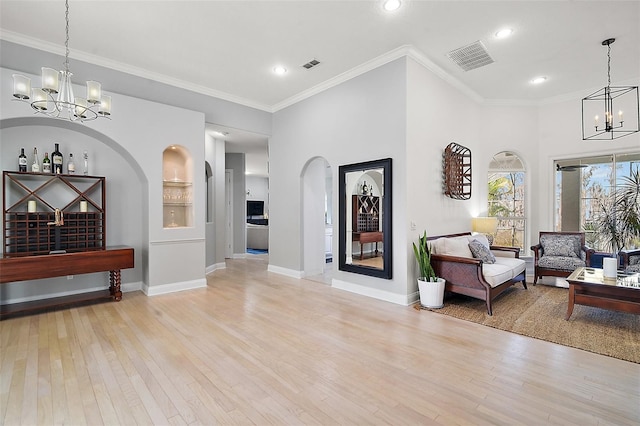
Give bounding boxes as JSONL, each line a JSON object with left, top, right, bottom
{"left": 616, "top": 168, "right": 640, "bottom": 247}
{"left": 593, "top": 168, "right": 640, "bottom": 252}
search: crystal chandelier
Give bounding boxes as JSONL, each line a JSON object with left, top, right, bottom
{"left": 11, "top": 0, "right": 111, "bottom": 122}
{"left": 582, "top": 38, "right": 638, "bottom": 140}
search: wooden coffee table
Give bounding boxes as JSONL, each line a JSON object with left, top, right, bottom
{"left": 565, "top": 267, "right": 640, "bottom": 320}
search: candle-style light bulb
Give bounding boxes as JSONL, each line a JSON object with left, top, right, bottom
{"left": 618, "top": 110, "right": 624, "bottom": 123}
{"left": 594, "top": 115, "right": 599, "bottom": 127}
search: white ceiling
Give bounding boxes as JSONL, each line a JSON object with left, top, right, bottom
{"left": 2, "top": 1, "right": 639, "bottom": 176}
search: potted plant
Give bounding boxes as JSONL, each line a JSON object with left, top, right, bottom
{"left": 413, "top": 231, "right": 446, "bottom": 308}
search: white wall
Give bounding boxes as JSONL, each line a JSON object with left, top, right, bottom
{"left": 405, "top": 57, "right": 482, "bottom": 297}
{"left": 536, "top": 97, "right": 640, "bottom": 237}
{"left": 270, "top": 58, "right": 407, "bottom": 301}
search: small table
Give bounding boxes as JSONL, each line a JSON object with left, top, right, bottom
{"left": 565, "top": 267, "right": 640, "bottom": 320}
{"left": 352, "top": 231, "right": 383, "bottom": 260}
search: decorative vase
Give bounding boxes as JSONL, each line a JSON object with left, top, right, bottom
{"left": 418, "top": 277, "right": 446, "bottom": 308}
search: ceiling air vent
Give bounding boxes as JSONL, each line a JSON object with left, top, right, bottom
{"left": 447, "top": 41, "right": 494, "bottom": 72}
{"left": 302, "top": 59, "right": 320, "bottom": 69}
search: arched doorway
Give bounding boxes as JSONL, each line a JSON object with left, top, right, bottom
{"left": 301, "top": 157, "right": 333, "bottom": 280}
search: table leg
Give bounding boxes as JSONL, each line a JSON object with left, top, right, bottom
{"left": 110, "top": 269, "right": 123, "bottom": 301}
{"left": 566, "top": 283, "right": 576, "bottom": 320}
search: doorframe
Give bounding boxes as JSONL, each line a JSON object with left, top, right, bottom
{"left": 225, "top": 169, "right": 233, "bottom": 258}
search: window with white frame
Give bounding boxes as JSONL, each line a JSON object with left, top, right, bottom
{"left": 487, "top": 152, "right": 526, "bottom": 251}
{"left": 555, "top": 152, "right": 640, "bottom": 252}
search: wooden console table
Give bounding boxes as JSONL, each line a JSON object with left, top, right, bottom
{"left": 352, "top": 231, "right": 383, "bottom": 260}
{"left": 0, "top": 246, "right": 134, "bottom": 319}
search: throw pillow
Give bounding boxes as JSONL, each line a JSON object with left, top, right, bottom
{"left": 441, "top": 237, "right": 474, "bottom": 258}
{"left": 468, "top": 239, "right": 496, "bottom": 264}
{"left": 469, "top": 233, "right": 490, "bottom": 248}
{"left": 542, "top": 238, "right": 578, "bottom": 257}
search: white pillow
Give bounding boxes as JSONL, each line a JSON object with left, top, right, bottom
{"left": 441, "top": 237, "right": 473, "bottom": 258}
{"left": 469, "top": 233, "right": 490, "bottom": 248}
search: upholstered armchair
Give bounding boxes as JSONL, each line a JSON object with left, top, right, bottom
{"left": 620, "top": 249, "right": 640, "bottom": 273}
{"left": 531, "top": 232, "right": 594, "bottom": 285}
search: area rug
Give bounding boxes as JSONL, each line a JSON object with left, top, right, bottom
{"left": 417, "top": 284, "right": 640, "bottom": 364}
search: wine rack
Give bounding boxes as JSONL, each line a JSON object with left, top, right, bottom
{"left": 3, "top": 172, "right": 106, "bottom": 258}
{"left": 353, "top": 195, "right": 380, "bottom": 232}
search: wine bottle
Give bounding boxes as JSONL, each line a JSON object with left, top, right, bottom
{"left": 18, "top": 148, "right": 27, "bottom": 172}
{"left": 31, "top": 147, "right": 40, "bottom": 172}
{"left": 67, "top": 153, "right": 76, "bottom": 174}
{"left": 82, "top": 150, "right": 89, "bottom": 175}
{"left": 42, "top": 152, "right": 52, "bottom": 173}
{"left": 52, "top": 143, "right": 63, "bottom": 174}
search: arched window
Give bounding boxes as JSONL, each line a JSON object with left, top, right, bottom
{"left": 488, "top": 152, "right": 526, "bottom": 250}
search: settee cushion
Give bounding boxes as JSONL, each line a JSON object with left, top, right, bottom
{"left": 469, "top": 239, "right": 496, "bottom": 263}
{"left": 540, "top": 234, "right": 581, "bottom": 257}
{"left": 538, "top": 255, "right": 584, "bottom": 272}
{"left": 432, "top": 236, "right": 473, "bottom": 258}
{"left": 482, "top": 257, "right": 526, "bottom": 288}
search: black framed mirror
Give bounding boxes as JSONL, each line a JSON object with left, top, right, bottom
{"left": 338, "top": 158, "right": 392, "bottom": 279}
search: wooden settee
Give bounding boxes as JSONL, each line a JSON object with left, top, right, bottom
{"left": 426, "top": 232, "right": 527, "bottom": 315}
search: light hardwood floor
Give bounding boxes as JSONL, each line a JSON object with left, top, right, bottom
{"left": 2, "top": 255, "right": 639, "bottom": 425}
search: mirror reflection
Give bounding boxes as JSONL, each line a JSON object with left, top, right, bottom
{"left": 339, "top": 158, "right": 392, "bottom": 279}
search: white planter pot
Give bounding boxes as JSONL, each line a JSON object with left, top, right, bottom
{"left": 418, "top": 277, "right": 446, "bottom": 309}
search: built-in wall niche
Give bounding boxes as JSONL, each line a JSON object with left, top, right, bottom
{"left": 163, "top": 145, "right": 193, "bottom": 228}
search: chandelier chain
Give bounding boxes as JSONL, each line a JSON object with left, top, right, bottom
{"left": 64, "top": 0, "right": 70, "bottom": 73}
{"left": 607, "top": 42, "right": 611, "bottom": 88}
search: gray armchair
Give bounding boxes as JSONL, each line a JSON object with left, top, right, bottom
{"left": 531, "top": 232, "right": 594, "bottom": 285}
{"left": 620, "top": 249, "right": 640, "bottom": 273}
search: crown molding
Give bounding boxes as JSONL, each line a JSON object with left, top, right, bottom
{"left": 404, "top": 46, "right": 485, "bottom": 104}
{"left": 271, "top": 45, "right": 415, "bottom": 112}
{"left": 0, "top": 30, "right": 272, "bottom": 112}
{"left": 271, "top": 45, "right": 487, "bottom": 112}
{"left": 5, "top": 30, "right": 635, "bottom": 113}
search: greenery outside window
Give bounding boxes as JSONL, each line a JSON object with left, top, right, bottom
{"left": 555, "top": 152, "right": 640, "bottom": 252}
{"left": 488, "top": 152, "right": 526, "bottom": 251}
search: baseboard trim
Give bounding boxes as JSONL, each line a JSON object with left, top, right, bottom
{"left": 267, "top": 265, "right": 304, "bottom": 279}
{"left": 206, "top": 262, "right": 226, "bottom": 274}
{"left": 331, "top": 279, "right": 410, "bottom": 305}
{"left": 1, "top": 280, "right": 143, "bottom": 306}
{"left": 142, "top": 278, "right": 207, "bottom": 296}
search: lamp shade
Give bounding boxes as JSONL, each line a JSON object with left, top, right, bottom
{"left": 472, "top": 217, "right": 498, "bottom": 234}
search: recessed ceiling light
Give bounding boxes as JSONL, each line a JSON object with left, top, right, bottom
{"left": 273, "top": 66, "right": 287, "bottom": 75}
{"left": 531, "top": 76, "right": 547, "bottom": 84}
{"left": 383, "top": 0, "right": 401, "bottom": 12}
{"left": 495, "top": 28, "right": 514, "bottom": 39}
{"left": 211, "top": 130, "right": 228, "bottom": 138}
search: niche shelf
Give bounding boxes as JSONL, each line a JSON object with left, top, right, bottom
{"left": 163, "top": 145, "right": 193, "bottom": 228}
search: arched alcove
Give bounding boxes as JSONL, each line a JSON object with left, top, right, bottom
{"left": 0, "top": 116, "right": 147, "bottom": 302}
{"left": 162, "top": 145, "right": 193, "bottom": 228}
